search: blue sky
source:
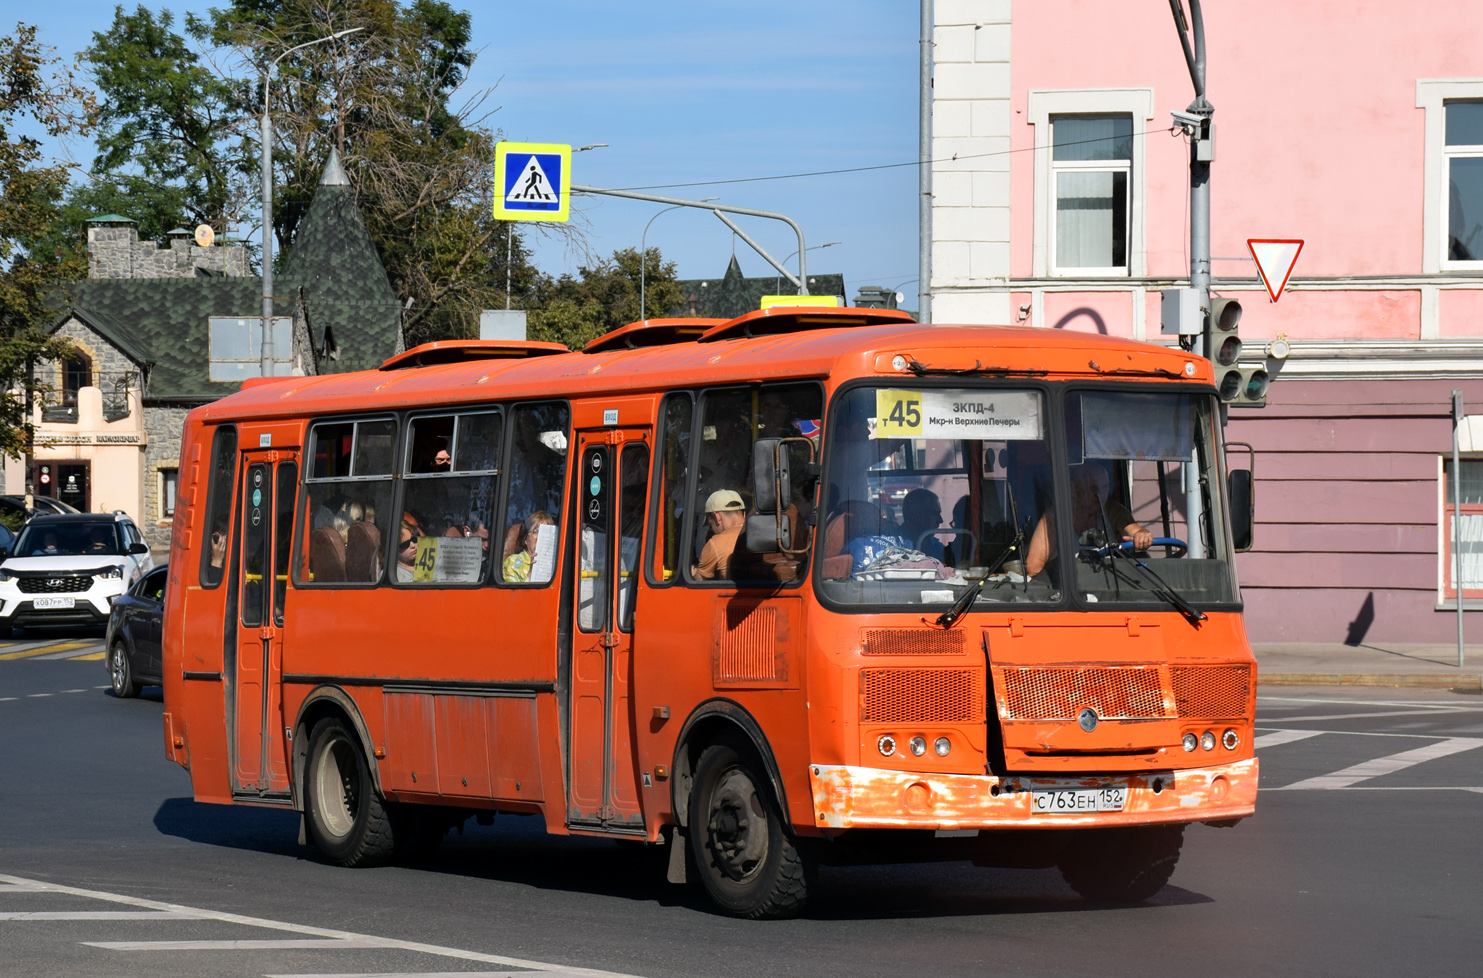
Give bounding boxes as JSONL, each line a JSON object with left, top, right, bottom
{"left": 26, "top": 1, "right": 924, "bottom": 308}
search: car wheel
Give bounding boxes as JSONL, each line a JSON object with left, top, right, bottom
{"left": 109, "top": 641, "right": 141, "bottom": 698}
{"left": 304, "top": 717, "right": 397, "bottom": 867}
{"left": 688, "top": 740, "right": 813, "bottom": 919}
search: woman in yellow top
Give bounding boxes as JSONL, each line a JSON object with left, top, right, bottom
{"left": 503, "top": 511, "right": 555, "bottom": 582}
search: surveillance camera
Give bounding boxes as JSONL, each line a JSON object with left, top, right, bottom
{"left": 1170, "top": 109, "right": 1204, "bottom": 130}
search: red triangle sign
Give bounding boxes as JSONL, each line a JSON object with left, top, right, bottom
{"left": 1247, "top": 238, "right": 1304, "bottom": 303}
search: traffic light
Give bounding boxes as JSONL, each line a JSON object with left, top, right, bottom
{"left": 1209, "top": 296, "right": 1267, "bottom": 407}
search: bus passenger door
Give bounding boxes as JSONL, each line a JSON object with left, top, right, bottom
{"left": 567, "top": 429, "right": 650, "bottom": 833}
{"left": 231, "top": 449, "right": 299, "bottom": 798}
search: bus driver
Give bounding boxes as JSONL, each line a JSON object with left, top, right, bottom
{"left": 1025, "top": 463, "right": 1153, "bottom": 578}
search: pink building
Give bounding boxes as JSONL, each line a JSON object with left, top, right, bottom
{"left": 929, "top": 1, "right": 1483, "bottom": 642}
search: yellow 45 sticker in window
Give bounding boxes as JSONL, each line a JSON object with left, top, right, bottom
{"left": 876, "top": 389, "right": 924, "bottom": 437}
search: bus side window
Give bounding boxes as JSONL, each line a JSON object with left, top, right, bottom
{"left": 199, "top": 425, "right": 238, "bottom": 588}
{"left": 397, "top": 411, "right": 501, "bottom": 586}
{"left": 297, "top": 418, "right": 396, "bottom": 586}
{"left": 498, "top": 401, "right": 569, "bottom": 586}
{"left": 687, "top": 383, "right": 822, "bottom": 585}
{"left": 648, "top": 393, "right": 693, "bottom": 585}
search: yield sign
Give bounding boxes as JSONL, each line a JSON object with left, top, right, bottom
{"left": 1247, "top": 238, "right": 1304, "bottom": 303}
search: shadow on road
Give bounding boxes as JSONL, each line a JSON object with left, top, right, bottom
{"left": 151, "top": 796, "right": 1212, "bottom": 919}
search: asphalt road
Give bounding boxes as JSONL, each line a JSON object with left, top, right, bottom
{"left": 3, "top": 639, "right": 1482, "bottom": 978}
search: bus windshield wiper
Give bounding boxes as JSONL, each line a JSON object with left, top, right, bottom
{"left": 935, "top": 577, "right": 984, "bottom": 629}
{"left": 1105, "top": 545, "right": 1206, "bottom": 628}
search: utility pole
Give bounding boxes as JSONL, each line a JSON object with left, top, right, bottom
{"left": 918, "top": 0, "right": 933, "bottom": 324}
{"left": 1168, "top": 0, "right": 1213, "bottom": 361}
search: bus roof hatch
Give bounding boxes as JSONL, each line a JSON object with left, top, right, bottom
{"left": 379, "top": 339, "right": 570, "bottom": 370}
{"left": 582, "top": 318, "right": 725, "bottom": 354}
{"left": 698, "top": 306, "right": 916, "bottom": 343}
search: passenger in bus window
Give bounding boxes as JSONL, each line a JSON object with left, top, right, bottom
{"left": 209, "top": 530, "right": 227, "bottom": 569}
{"left": 692, "top": 490, "right": 746, "bottom": 580}
{"left": 1025, "top": 463, "right": 1153, "bottom": 578}
{"left": 396, "top": 514, "right": 423, "bottom": 583}
{"left": 503, "top": 511, "right": 555, "bottom": 583}
{"left": 901, "top": 488, "right": 947, "bottom": 560}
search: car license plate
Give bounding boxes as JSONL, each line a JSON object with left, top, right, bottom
{"left": 32, "top": 596, "right": 75, "bottom": 610}
{"left": 1031, "top": 786, "right": 1126, "bottom": 814}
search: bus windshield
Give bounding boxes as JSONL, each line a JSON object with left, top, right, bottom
{"left": 818, "top": 384, "right": 1235, "bottom": 611}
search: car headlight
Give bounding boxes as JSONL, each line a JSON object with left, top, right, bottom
{"left": 95, "top": 565, "right": 125, "bottom": 581}
{"left": 0, "top": 568, "right": 12, "bottom": 582}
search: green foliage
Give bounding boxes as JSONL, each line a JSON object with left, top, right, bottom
{"left": 0, "top": 23, "right": 91, "bottom": 460}
{"left": 527, "top": 247, "right": 686, "bottom": 351}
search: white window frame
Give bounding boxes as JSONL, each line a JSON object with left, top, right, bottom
{"left": 161, "top": 467, "right": 178, "bottom": 518}
{"left": 1418, "top": 80, "right": 1483, "bottom": 274}
{"left": 1438, "top": 450, "right": 1483, "bottom": 606}
{"left": 1028, "top": 88, "right": 1154, "bottom": 279}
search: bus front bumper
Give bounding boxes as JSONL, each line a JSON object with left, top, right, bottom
{"left": 808, "top": 757, "right": 1257, "bottom": 831}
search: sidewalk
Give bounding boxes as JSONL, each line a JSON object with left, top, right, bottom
{"left": 1252, "top": 642, "right": 1483, "bottom": 691}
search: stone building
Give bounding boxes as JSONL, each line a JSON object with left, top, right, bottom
{"left": 3, "top": 151, "right": 402, "bottom": 547}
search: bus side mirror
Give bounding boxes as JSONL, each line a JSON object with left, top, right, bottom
{"left": 1228, "top": 469, "right": 1254, "bottom": 551}
{"left": 752, "top": 438, "right": 789, "bottom": 513}
{"left": 746, "top": 514, "right": 790, "bottom": 554}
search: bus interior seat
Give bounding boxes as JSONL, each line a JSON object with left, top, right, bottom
{"left": 344, "top": 522, "right": 381, "bottom": 582}
{"left": 309, "top": 526, "right": 347, "bottom": 583}
{"left": 822, "top": 500, "right": 882, "bottom": 579}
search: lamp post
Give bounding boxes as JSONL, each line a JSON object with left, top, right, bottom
{"left": 640, "top": 197, "right": 716, "bottom": 319}
{"left": 775, "top": 241, "right": 841, "bottom": 294}
{"left": 260, "top": 27, "right": 364, "bottom": 378}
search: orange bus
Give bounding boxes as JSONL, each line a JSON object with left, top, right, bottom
{"left": 162, "top": 306, "right": 1257, "bottom": 918}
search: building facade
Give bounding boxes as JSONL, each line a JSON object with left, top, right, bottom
{"left": 929, "top": 0, "right": 1483, "bottom": 642}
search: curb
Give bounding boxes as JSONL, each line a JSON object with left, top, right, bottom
{"left": 1260, "top": 672, "right": 1483, "bottom": 691}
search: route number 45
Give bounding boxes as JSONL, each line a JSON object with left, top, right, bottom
{"left": 876, "top": 389, "right": 923, "bottom": 437}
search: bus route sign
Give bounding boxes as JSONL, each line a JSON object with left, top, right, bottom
{"left": 494, "top": 142, "right": 572, "bottom": 222}
{"left": 875, "top": 388, "right": 1043, "bottom": 440}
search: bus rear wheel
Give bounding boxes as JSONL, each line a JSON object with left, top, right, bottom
{"left": 689, "top": 741, "right": 812, "bottom": 919}
{"left": 1057, "top": 824, "right": 1185, "bottom": 902}
{"left": 305, "top": 718, "right": 396, "bottom": 867}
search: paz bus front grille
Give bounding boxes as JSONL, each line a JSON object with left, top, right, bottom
{"left": 859, "top": 668, "right": 986, "bottom": 723}
{"left": 1170, "top": 664, "right": 1252, "bottom": 719}
{"left": 995, "top": 666, "right": 1172, "bottom": 721}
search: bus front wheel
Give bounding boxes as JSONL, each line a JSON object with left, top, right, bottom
{"left": 1057, "top": 824, "right": 1185, "bottom": 902}
{"left": 689, "top": 741, "right": 812, "bottom": 919}
{"left": 305, "top": 718, "right": 397, "bottom": 867}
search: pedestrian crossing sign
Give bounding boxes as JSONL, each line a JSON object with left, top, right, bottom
{"left": 494, "top": 142, "right": 571, "bottom": 222}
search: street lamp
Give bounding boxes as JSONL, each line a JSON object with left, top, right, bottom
{"left": 641, "top": 198, "right": 716, "bottom": 319}
{"left": 775, "top": 241, "right": 841, "bottom": 294}
{"left": 260, "top": 27, "right": 364, "bottom": 377}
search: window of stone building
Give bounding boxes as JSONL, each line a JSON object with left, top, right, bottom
{"left": 161, "top": 468, "right": 178, "bottom": 518}
{"left": 1050, "top": 114, "right": 1132, "bottom": 274}
{"left": 1446, "top": 102, "right": 1483, "bottom": 263}
{"left": 62, "top": 353, "right": 92, "bottom": 406}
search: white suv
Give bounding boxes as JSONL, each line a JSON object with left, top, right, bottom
{"left": 0, "top": 513, "right": 154, "bottom": 632}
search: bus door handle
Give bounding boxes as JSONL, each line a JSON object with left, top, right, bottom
{"left": 600, "top": 632, "right": 618, "bottom": 651}
{"left": 258, "top": 626, "right": 275, "bottom": 641}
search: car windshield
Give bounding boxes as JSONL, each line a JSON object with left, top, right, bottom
{"left": 13, "top": 522, "right": 123, "bottom": 557}
{"left": 817, "top": 385, "right": 1237, "bottom": 611}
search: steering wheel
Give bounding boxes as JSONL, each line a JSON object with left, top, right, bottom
{"left": 1118, "top": 537, "right": 1188, "bottom": 557}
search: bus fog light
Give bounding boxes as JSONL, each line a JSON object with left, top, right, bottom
{"left": 1182, "top": 733, "right": 1198, "bottom": 752}
{"left": 934, "top": 737, "right": 951, "bottom": 757}
{"left": 1201, "top": 730, "right": 1216, "bottom": 751}
{"left": 1222, "top": 728, "right": 1240, "bottom": 750}
{"left": 877, "top": 735, "right": 896, "bottom": 757}
{"left": 909, "top": 736, "right": 927, "bottom": 757}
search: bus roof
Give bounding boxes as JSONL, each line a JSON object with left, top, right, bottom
{"left": 193, "top": 310, "right": 1213, "bottom": 424}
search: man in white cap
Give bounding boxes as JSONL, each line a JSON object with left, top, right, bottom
{"left": 692, "top": 489, "right": 747, "bottom": 580}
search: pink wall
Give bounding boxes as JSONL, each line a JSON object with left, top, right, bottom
{"left": 1011, "top": 1, "right": 1483, "bottom": 280}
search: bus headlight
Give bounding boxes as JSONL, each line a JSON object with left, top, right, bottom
{"left": 1201, "top": 730, "right": 1217, "bottom": 751}
{"left": 877, "top": 735, "right": 896, "bottom": 757}
{"left": 1182, "top": 733, "right": 1198, "bottom": 752}
{"left": 934, "top": 737, "right": 951, "bottom": 757}
{"left": 1222, "top": 728, "right": 1240, "bottom": 750}
{"left": 909, "top": 736, "right": 927, "bottom": 757}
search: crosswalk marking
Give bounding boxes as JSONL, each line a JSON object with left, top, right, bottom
{"left": 265, "top": 973, "right": 594, "bottom": 978}
{"left": 1254, "top": 729, "right": 1325, "bottom": 749}
{"left": 0, "top": 874, "right": 644, "bottom": 978}
{"left": 88, "top": 939, "right": 395, "bottom": 951}
{"left": 38, "top": 646, "right": 103, "bottom": 660}
{"left": 69, "top": 651, "right": 105, "bottom": 661}
{"left": 0, "top": 911, "right": 202, "bottom": 920}
{"left": 1279, "top": 737, "right": 1483, "bottom": 790}
{"left": 0, "top": 642, "right": 93, "bottom": 660}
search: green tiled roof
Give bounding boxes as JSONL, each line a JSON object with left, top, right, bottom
{"left": 675, "top": 256, "right": 848, "bottom": 320}
{"left": 49, "top": 159, "right": 401, "bottom": 401}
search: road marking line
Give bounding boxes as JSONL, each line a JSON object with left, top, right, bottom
{"left": 60, "top": 688, "right": 88, "bottom": 693}
{"left": 265, "top": 972, "right": 595, "bottom": 977}
{"left": 0, "top": 911, "right": 203, "bottom": 920}
{"left": 0, "top": 883, "right": 45, "bottom": 892}
{"left": 38, "top": 646, "right": 103, "bottom": 660}
{"left": 0, "top": 643, "right": 92, "bottom": 660}
{"left": 25, "top": 693, "right": 52, "bottom": 698}
{"left": 87, "top": 939, "right": 394, "bottom": 951}
{"left": 0, "top": 697, "right": 15, "bottom": 702}
{"left": 1278, "top": 737, "right": 1483, "bottom": 790}
{"left": 1257, "top": 708, "right": 1482, "bottom": 723}
{"left": 1255, "top": 726, "right": 1475, "bottom": 740}
{"left": 1259, "top": 694, "right": 1479, "bottom": 708}
{"left": 93, "top": 685, "right": 110, "bottom": 689}
{"left": 1254, "top": 729, "right": 1325, "bottom": 749}
{"left": 69, "top": 652, "right": 105, "bottom": 661}
{"left": 0, "top": 875, "right": 643, "bottom": 978}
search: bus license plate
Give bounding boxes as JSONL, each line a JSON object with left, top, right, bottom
{"left": 32, "top": 597, "right": 75, "bottom": 610}
{"left": 1032, "top": 786, "right": 1126, "bottom": 814}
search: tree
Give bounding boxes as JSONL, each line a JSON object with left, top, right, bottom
{"left": 192, "top": 0, "right": 560, "bottom": 343}
{"left": 528, "top": 247, "right": 686, "bottom": 351}
{"left": 0, "top": 23, "right": 92, "bottom": 461}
